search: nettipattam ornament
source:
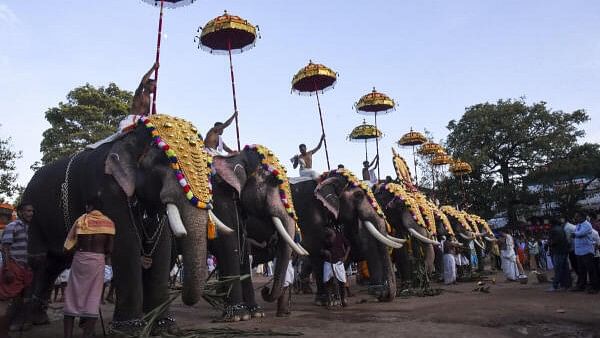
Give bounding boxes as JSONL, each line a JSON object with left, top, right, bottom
{"left": 139, "top": 114, "right": 213, "bottom": 210}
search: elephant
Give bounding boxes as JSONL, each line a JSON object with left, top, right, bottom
{"left": 207, "top": 145, "right": 307, "bottom": 321}
{"left": 23, "top": 115, "right": 228, "bottom": 333}
{"left": 289, "top": 170, "right": 403, "bottom": 305}
{"left": 373, "top": 183, "right": 440, "bottom": 288}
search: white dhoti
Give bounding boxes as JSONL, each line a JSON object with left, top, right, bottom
{"left": 323, "top": 261, "right": 347, "bottom": 283}
{"left": 501, "top": 250, "right": 518, "bottom": 281}
{"left": 300, "top": 168, "right": 318, "bottom": 179}
{"left": 283, "top": 260, "right": 294, "bottom": 288}
{"left": 443, "top": 254, "right": 456, "bottom": 285}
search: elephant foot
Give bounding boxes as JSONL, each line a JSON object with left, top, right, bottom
{"left": 109, "top": 319, "right": 146, "bottom": 336}
{"left": 314, "top": 294, "right": 327, "bottom": 306}
{"left": 151, "top": 316, "right": 179, "bottom": 336}
{"left": 247, "top": 305, "right": 265, "bottom": 318}
{"left": 30, "top": 297, "right": 50, "bottom": 325}
{"left": 221, "top": 305, "right": 250, "bottom": 322}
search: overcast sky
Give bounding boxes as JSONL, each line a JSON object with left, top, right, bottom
{"left": 1, "top": 0, "right": 598, "bottom": 192}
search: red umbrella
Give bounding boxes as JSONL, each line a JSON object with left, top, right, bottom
{"left": 196, "top": 11, "right": 259, "bottom": 150}
{"left": 140, "top": 0, "right": 198, "bottom": 115}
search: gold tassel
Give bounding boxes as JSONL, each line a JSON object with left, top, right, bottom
{"left": 207, "top": 218, "right": 217, "bottom": 240}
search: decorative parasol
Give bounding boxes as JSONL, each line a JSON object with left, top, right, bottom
{"left": 354, "top": 87, "right": 395, "bottom": 180}
{"left": 431, "top": 150, "right": 453, "bottom": 166}
{"left": 398, "top": 128, "right": 427, "bottom": 183}
{"left": 418, "top": 142, "right": 443, "bottom": 156}
{"left": 196, "top": 10, "right": 259, "bottom": 151}
{"left": 292, "top": 60, "right": 338, "bottom": 170}
{"left": 348, "top": 120, "right": 382, "bottom": 162}
{"left": 141, "top": 0, "right": 198, "bottom": 115}
{"left": 450, "top": 159, "right": 472, "bottom": 208}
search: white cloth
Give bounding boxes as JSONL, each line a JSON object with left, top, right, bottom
{"left": 87, "top": 115, "right": 140, "bottom": 149}
{"left": 283, "top": 260, "right": 294, "bottom": 288}
{"left": 103, "top": 265, "right": 112, "bottom": 283}
{"left": 323, "top": 261, "right": 347, "bottom": 283}
{"left": 300, "top": 168, "right": 318, "bottom": 179}
{"left": 56, "top": 269, "right": 70, "bottom": 285}
{"left": 443, "top": 254, "right": 456, "bottom": 285}
{"left": 564, "top": 222, "right": 576, "bottom": 251}
{"left": 368, "top": 169, "right": 377, "bottom": 184}
{"left": 289, "top": 176, "right": 314, "bottom": 184}
{"left": 501, "top": 235, "right": 518, "bottom": 280}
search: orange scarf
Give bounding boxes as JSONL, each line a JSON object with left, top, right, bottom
{"left": 64, "top": 210, "right": 115, "bottom": 250}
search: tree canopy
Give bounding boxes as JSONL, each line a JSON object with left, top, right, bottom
{"left": 40, "top": 83, "right": 133, "bottom": 164}
{"left": 0, "top": 127, "right": 22, "bottom": 202}
{"left": 445, "top": 98, "right": 589, "bottom": 224}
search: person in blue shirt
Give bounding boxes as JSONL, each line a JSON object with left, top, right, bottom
{"left": 571, "top": 212, "right": 600, "bottom": 293}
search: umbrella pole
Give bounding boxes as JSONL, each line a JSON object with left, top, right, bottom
{"left": 151, "top": 0, "right": 165, "bottom": 116}
{"left": 431, "top": 163, "right": 436, "bottom": 200}
{"left": 314, "top": 85, "right": 331, "bottom": 170}
{"left": 374, "top": 112, "right": 380, "bottom": 180}
{"left": 412, "top": 145, "right": 418, "bottom": 184}
{"left": 227, "top": 39, "right": 241, "bottom": 151}
{"left": 364, "top": 139, "right": 368, "bottom": 162}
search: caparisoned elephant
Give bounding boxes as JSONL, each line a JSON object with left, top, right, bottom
{"left": 290, "top": 169, "right": 403, "bottom": 304}
{"left": 208, "top": 145, "right": 308, "bottom": 321}
{"left": 374, "top": 183, "right": 440, "bottom": 287}
{"left": 23, "top": 114, "right": 222, "bottom": 333}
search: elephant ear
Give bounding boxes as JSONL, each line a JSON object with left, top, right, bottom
{"left": 212, "top": 155, "right": 247, "bottom": 195}
{"left": 315, "top": 176, "right": 344, "bottom": 219}
{"left": 104, "top": 136, "right": 139, "bottom": 198}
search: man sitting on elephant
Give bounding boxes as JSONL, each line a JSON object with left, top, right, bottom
{"left": 63, "top": 198, "right": 115, "bottom": 338}
{"left": 204, "top": 111, "right": 238, "bottom": 155}
{"left": 322, "top": 227, "right": 350, "bottom": 308}
{"left": 291, "top": 134, "right": 325, "bottom": 179}
{"left": 131, "top": 62, "right": 159, "bottom": 116}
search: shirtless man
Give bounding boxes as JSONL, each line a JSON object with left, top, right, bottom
{"left": 291, "top": 134, "right": 325, "bottom": 178}
{"left": 204, "top": 111, "right": 238, "bottom": 155}
{"left": 63, "top": 199, "right": 114, "bottom": 338}
{"left": 131, "top": 62, "right": 159, "bottom": 116}
{"left": 361, "top": 155, "right": 379, "bottom": 184}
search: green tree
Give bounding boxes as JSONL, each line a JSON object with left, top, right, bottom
{"left": 0, "top": 127, "right": 22, "bottom": 202}
{"left": 40, "top": 83, "right": 133, "bottom": 164}
{"left": 446, "top": 98, "right": 589, "bottom": 225}
{"left": 525, "top": 143, "right": 600, "bottom": 217}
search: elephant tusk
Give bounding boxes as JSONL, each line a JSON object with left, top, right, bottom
{"left": 363, "top": 220, "right": 403, "bottom": 249}
{"left": 459, "top": 232, "right": 475, "bottom": 240}
{"left": 385, "top": 235, "right": 407, "bottom": 244}
{"left": 272, "top": 217, "right": 309, "bottom": 256}
{"left": 166, "top": 203, "right": 187, "bottom": 237}
{"left": 208, "top": 210, "right": 234, "bottom": 234}
{"left": 408, "top": 228, "right": 440, "bottom": 246}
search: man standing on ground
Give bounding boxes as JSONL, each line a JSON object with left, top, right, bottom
{"left": 204, "top": 111, "right": 238, "bottom": 155}
{"left": 63, "top": 199, "right": 115, "bottom": 338}
{"left": 291, "top": 134, "right": 325, "bottom": 179}
{"left": 562, "top": 217, "right": 578, "bottom": 282}
{"left": 1, "top": 203, "right": 34, "bottom": 332}
{"left": 571, "top": 212, "right": 599, "bottom": 293}
{"left": 548, "top": 219, "right": 571, "bottom": 291}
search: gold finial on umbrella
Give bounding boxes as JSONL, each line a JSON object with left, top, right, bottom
{"left": 348, "top": 120, "right": 382, "bottom": 162}
{"left": 398, "top": 128, "right": 427, "bottom": 183}
{"left": 195, "top": 10, "right": 259, "bottom": 150}
{"left": 354, "top": 87, "right": 395, "bottom": 179}
{"left": 292, "top": 61, "right": 338, "bottom": 170}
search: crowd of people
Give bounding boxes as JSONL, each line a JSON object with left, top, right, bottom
{"left": 495, "top": 212, "right": 600, "bottom": 293}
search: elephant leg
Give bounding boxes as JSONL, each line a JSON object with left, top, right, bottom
{"left": 30, "top": 253, "right": 69, "bottom": 326}
{"left": 311, "top": 257, "right": 326, "bottom": 306}
{"left": 241, "top": 255, "right": 263, "bottom": 318}
{"left": 213, "top": 235, "right": 247, "bottom": 322}
{"left": 394, "top": 247, "right": 411, "bottom": 288}
{"left": 142, "top": 228, "right": 176, "bottom": 335}
{"left": 110, "top": 210, "right": 144, "bottom": 333}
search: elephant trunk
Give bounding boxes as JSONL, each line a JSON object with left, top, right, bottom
{"left": 261, "top": 216, "right": 295, "bottom": 302}
{"left": 361, "top": 219, "right": 396, "bottom": 302}
{"left": 178, "top": 203, "right": 208, "bottom": 305}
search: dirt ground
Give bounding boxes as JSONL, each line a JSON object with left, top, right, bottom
{"left": 16, "top": 270, "right": 600, "bottom": 338}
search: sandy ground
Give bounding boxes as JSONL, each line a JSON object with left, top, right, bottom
{"left": 16, "top": 270, "right": 600, "bottom": 338}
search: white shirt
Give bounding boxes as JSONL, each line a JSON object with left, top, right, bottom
{"left": 564, "top": 222, "right": 576, "bottom": 251}
{"left": 591, "top": 229, "right": 600, "bottom": 257}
